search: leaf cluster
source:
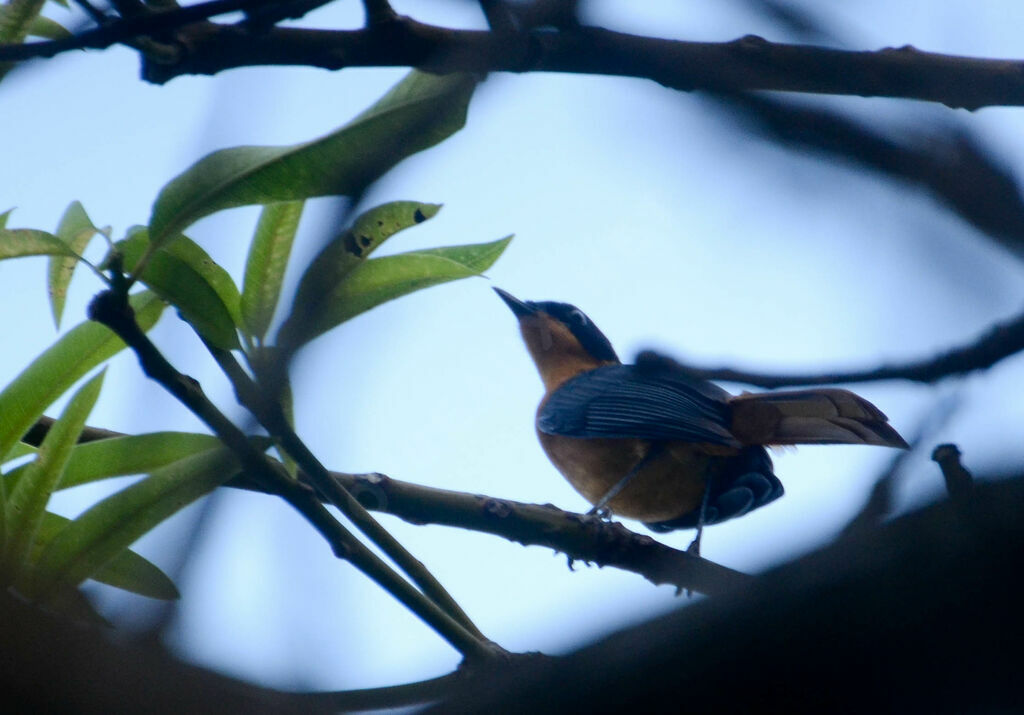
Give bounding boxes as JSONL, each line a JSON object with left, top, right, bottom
{"left": 0, "top": 69, "right": 511, "bottom": 621}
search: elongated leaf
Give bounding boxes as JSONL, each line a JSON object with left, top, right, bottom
{"left": 0, "top": 6, "right": 71, "bottom": 40}
{"left": 25, "top": 14, "right": 71, "bottom": 39}
{"left": 32, "top": 447, "right": 238, "bottom": 597}
{"left": 0, "top": 229, "right": 79, "bottom": 259}
{"left": 0, "top": 291, "right": 165, "bottom": 461}
{"left": 286, "top": 235, "right": 512, "bottom": 342}
{"left": 241, "top": 201, "right": 303, "bottom": 341}
{"left": 276, "top": 201, "right": 440, "bottom": 347}
{"left": 5, "top": 372, "right": 104, "bottom": 571}
{"left": 49, "top": 201, "right": 100, "bottom": 328}
{"left": 57, "top": 432, "right": 225, "bottom": 490}
{"left": 116, "top": 232, "right": 240, "bottom": 349}
{"left": 3, "top": 441, "right": 36, "bottom": 464}
{"left": 0, "top": 0, "right": 45, "bottom": 43}
{"left": 32, "top": 512, "right": 178, "bottom": 600}
{"left": 148, "top": 71, "right": 476, "bottom": 245}
{"left": 0, "top": 208, "right": 11, "bottom": 228}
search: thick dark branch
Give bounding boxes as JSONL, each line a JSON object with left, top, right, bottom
{"left": 643, "top": 305, "right": 1024, "bottom": 388}
{"left": 430, "top": 475, "right": 1024, "bottom": 713}
{"left": 2, "top": 9, "right": 1024, "bottom": 108}
{"left": 139, "top": 25, "right": 1024, "bottom": 109}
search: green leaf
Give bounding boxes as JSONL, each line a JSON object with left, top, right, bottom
{"left": 276, "top": 201, "right": 440, "bottom": 348}
{"left": 58, "top": 432, "right": 227, "bottom": 490}
{"left": 32, "top": 447, "right": 238, "bottom": 598}
{"left": 0, "top": 208, "right": 12, "bottom": 229}
{"left": 3, "top": 441, "right": 36, "bottom": 464}
{"left": 241, "top": 201, "right": 303, "bottom": 341}
{"left": 148, "top": 71, "right": 476, "bottom": 246}
{"left": 32, "top": 512, "right": 178, "bottom": 600}
{"left": 285, "top": 235, "right": 512, "bottom": 343}
{"left": 5, "top": 371, "right": 104, "bottom": 572}
{"left": 25, "top": 14, "right": 71, "bottom": 39}
{"left": 0, "top": 291, "right": 165, "bottom": 463}
{"left": 0, "top": 0, "right": 46, "bottom": 81}
{"left": 0, "top": 228, "right": 79, "bottom": 259}
{"left": 49, "top": 201, "right": 100, "bottom": 329}
{"left": 0, "top": 0, "right": 45, "bottom": 43}
{"left": 115, "top": 231, "right": 240, "bottom": 350}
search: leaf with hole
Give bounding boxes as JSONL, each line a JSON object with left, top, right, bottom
{"left": 277, "top": 201, "right": 441, "bottom": 348}
{"left": 285, "top": 235, "right": 512, "bottom": 343}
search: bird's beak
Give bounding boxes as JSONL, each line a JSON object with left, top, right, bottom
{"left": 493, "top": 287, "right": 536, "bottom": 318}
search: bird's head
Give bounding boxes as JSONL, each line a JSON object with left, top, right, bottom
{"left": 494, "top": 288, "right": 619, "bottom": 390}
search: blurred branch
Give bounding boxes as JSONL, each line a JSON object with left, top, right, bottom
{"left": 719, "top": 92, "right": 1024, "bottom": 257}
{"left": 932, "top": 443, "right": 974, "bottom": 501}
{"left": 430, "top": 475, "right": 1024, "bottom": 712}
{"left": 841, "top": 392, "right": 961, "bottom": 536}
{"left": 640, "top": 305, "right": 1024, "bottom": 388}
{"left": 0, "top": 590, "right": 307, "bottom": 713}
{"left": 2, "top": 9, "right": 1024, "bottom": 109}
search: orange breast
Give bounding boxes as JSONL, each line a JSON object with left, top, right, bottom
{"left": 536, "top": 430, "right": 735, "bottom": 523}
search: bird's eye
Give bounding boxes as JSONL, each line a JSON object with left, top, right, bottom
{"left": 569, "top": 309, "right": 588, "bottom": 326}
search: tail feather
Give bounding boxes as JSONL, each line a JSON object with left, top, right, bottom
{"left": 729, "top": 388, "right": 908, "bottom": 448}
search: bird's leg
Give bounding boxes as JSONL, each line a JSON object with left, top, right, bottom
{"left": 587, "top": 444, "right": 665, "bottom": 516}
{"left": 686, "top": 475, "right": 714, "bottom": 557}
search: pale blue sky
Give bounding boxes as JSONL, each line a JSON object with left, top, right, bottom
{"left": 3, "top": 0, "right": 1024, "bottom": 691}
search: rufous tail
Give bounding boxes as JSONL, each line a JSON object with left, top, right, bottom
{"left": 728, "top": 388, "right": 908, "bottom": 448}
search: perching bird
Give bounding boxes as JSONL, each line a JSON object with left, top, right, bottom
{"left": 494, "top": 288, "right": 907, "bottom": 551}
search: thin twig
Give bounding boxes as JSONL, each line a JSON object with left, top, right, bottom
{"left": 841, "top": 391, "right": 962, "bottom": 536}
{"left": 85, "top": 288, "right": 494, "bottom": 662}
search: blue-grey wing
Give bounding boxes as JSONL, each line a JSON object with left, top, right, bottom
{"left": 537, "top": 364, "right": 739, "bottom": 446}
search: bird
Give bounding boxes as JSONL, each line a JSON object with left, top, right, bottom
{"left": 494, "top": 288, "right": 908, "bottom": 553}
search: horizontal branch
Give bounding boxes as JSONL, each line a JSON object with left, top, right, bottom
{"left": 643, "top": 305, "right": 1024, "bottom": 388}
{"left": 315, "top": 471, "right": 749, "bottom": 596}
{"left": 2, "top": 7, "right": 1023, "bottom": 109}
{"left": 20, "top": 418, "right": 748, "bottom": 596}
